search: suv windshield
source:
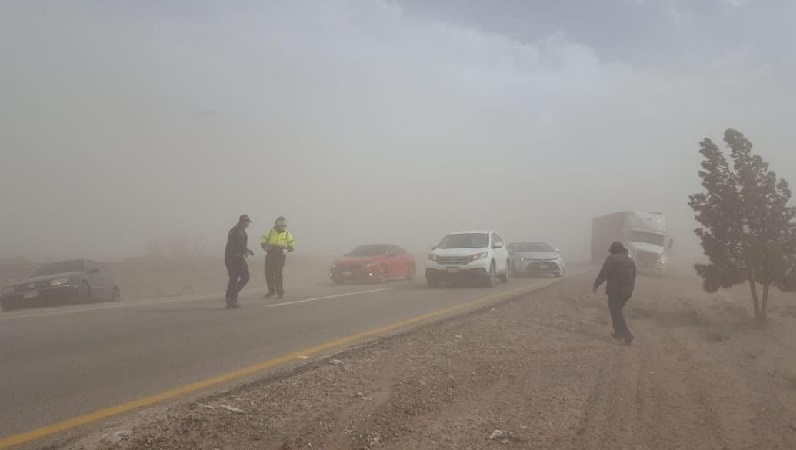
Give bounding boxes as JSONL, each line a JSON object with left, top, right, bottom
{"left": 629, "top": 230, "right": 665, "bottom": 246}
{"left": 31, "top": 260, "right": 85, "bottom": 277}
{"left": 348, "top": 245, "right": 389, "bottom": 257}
{"left": 511, "top": 242, "right": 554, "bottom": 252}
{"left": 438, "top": 233, "right": 489, "bottom": 249}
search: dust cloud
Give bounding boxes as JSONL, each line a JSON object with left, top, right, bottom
{"left": 2, "top": 0, "right": 795, "bottom": 265}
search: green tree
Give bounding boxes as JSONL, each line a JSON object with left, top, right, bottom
{"left": 688, "top": 129, "right": 796, "bottom": 323}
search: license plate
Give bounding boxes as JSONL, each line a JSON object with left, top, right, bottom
{"left": 447, "top": 267, "right": 459, "bottom": 273}
{"left": 23, "top": 290, "right": 38, "bottom": 299}
{"left": 538, "top": 264, "right": 550, "bottom": 269}
{"left": 341, "top": 271, "right": 352, "bottom": 277}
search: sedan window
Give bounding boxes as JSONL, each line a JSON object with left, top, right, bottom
{"left": 31, "top": 260, "right": 86, "bottom": 277}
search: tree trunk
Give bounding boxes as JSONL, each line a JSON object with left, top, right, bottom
{"left": 761, "top": 282, "right": 770, "bottom": 323}
{"left": 747, "top": 270, "right": 762, "bottom": 322}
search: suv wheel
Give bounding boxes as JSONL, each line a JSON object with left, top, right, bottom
{"left": 483, "top": 262, "right": 496, "bottom": 288}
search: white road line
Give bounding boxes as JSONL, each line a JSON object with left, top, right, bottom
{"left": 0, "top": 284, "right": 319, "bottom": 321}
{"left": 265, "top": 288, "right": 388, "bottom": 308}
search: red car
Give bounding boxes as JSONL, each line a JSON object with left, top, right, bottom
{"left": 330, "top": 244, "right": 416, "bottom": 284}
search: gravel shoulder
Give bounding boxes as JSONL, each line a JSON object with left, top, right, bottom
{"left": 52, "top": 273, "right": 796, "bottom": 450}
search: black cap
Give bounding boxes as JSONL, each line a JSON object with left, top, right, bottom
{"left": 239, "top": 214, "right": 252, "bottom": 223}
{"left": 609, "top": 241, "right": 627, "bottom": 254}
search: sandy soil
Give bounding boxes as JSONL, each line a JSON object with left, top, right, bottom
{"left": 55, "top": 272, "right": 796, "bottom": 449}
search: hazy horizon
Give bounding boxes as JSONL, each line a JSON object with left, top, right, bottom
{"left": 2, "top": 0, "right": 795, "bottom": 263}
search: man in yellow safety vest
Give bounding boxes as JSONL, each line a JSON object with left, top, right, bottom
{"left": 261, "top": 216, "right": 295, "bottom": 299}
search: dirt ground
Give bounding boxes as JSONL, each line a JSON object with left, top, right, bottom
{"left": 59, "top": 272, "right": 796, "bottom": 450}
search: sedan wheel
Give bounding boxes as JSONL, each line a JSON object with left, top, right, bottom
{"left": 1, "top": 299, "right": 16, "bottom": 312}
{"left": 375, "top": 266, "right": 388, "bottom": 284}
{"left": 498, "top": 260, "right": 510, "bottom": 283}
{"left": 406, "top": 264, "right": 416, "bottom": 281}
{"left": 79, "top": 281, "right": 92, "bottom": 304}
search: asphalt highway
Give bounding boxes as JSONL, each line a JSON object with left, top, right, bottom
{"left": 0, "top": 277, "right": 554, "bottom": 443}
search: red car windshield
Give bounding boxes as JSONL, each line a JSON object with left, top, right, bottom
{"left": 348, "top": 245, "right": 389, "bottom": 257}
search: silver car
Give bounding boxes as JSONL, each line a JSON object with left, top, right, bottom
{"left": 508, "top": 242, "right": 565, "bottom": 278}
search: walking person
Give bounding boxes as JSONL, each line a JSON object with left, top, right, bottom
{"left": 225, "top": 214, "right": 254, "bottom": 308}
{"left": 593, "top": 241, "right": 637, "bottom": 345}
{"left": 261, "top": 216, "right": 295, "bottom": 299}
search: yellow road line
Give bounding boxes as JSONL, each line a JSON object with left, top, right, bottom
{"left": 0, "top": 282, "right": 550, "bottom": 449}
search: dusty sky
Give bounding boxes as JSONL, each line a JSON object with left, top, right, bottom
{"left": 1, "top": 0, "right": 795, "bottom": 262}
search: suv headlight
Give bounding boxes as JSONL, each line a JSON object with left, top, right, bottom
{"left": 469, "top": 252, "right": 489, "bottom": 262}
{"left": 428, "top": 253, "right": 439, "bottom": 262}
{"left": 50, "top": 277, "right": 70, "bottom": 287}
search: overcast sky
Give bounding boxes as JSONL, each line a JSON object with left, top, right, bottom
{"left": 1, "top": 0, "right": 795, "bottom": 261}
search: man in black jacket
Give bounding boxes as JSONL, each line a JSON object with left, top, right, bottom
{"left": 225, "top": 214, "right": 253, "bottom": 309}
{"left": 593, "top": 241, "right": 637, "bottom": 345}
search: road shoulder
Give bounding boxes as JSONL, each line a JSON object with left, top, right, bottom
{"left": 44, "top": 274, "right": 796, "bottom": 449}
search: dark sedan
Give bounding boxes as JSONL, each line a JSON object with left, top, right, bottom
{"left": 0, "top": 259, "right": 120, "bottom": 312}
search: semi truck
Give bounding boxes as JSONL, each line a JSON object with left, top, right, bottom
{"left": 591, "top": 211, "right": 673, "bottom": 272}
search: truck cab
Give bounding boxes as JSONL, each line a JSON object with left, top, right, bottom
{"left": 592, "top": 211, "right": 672, "bottom": 273}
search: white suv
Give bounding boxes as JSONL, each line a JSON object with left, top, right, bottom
{"left": 426, "top": 231, "right": 510, "bottom": 287}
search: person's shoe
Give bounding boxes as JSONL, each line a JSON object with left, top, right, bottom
{"left": 226, "top": 302, "right": 241, "bottom": 309}
{"left": 277, "top": 292, "right": 285, "bottom": 299}
{"left": 611, "top": 332, "right": 623, "bottom": 340}
{"left": 264, "top": 292, "right": 275, "bottom": 299}
{"left": 624, "top": 333, "right": 634, "bottom": 346}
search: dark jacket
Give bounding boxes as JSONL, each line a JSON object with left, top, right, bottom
{"left": 594, "top": 252, "right": 637, "bottom": 298}
{"left": 225, "top": 225, "right": 248, "bottom": 261}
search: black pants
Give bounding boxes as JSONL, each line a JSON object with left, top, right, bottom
{"left": 608, "top": 293, "right": 631, "bottom": 338}
{"left": 265, "top": 251, "right": 286, "bottom": 295}
{"left": 225, "top": 257, "right": 250, "bottom": 304}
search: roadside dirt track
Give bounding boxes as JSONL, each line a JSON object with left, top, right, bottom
{"left": 59, "top": 273, "right": 796, "bottom": 450}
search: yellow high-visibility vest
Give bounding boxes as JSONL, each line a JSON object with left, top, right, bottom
{"left": 261, "top": 228, "right": 295, "bottom": 249}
